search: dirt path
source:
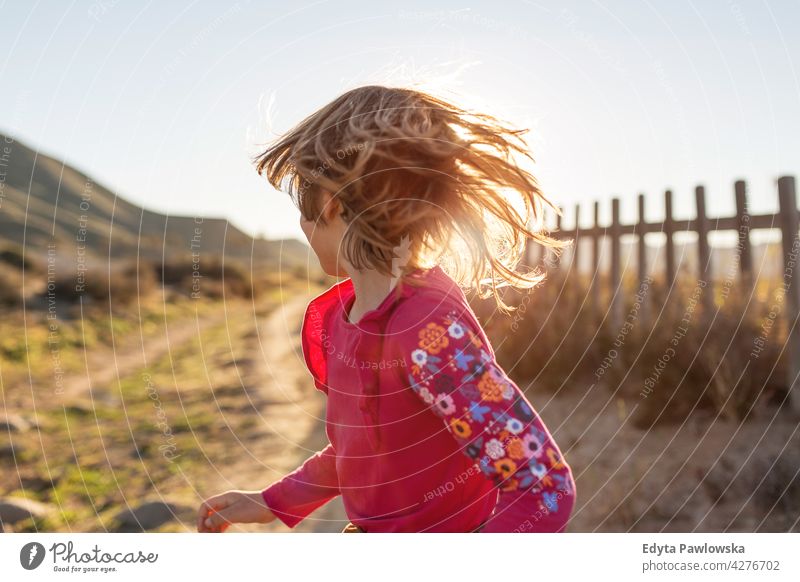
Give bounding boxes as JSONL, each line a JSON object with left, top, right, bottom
{"left": 540, "top": 381, "right": 800, "bottom": 532}
{"left": 207, "top": 295, "right": 347, "bottom": 532}
{"left": 57, "top": 308, "right": 230, "bottom": 405}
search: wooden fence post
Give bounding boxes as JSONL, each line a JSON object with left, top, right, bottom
{"left": 610, "top": 198, "right": 622, "bottom": 330}
{"left": 553, "top": 207, "right": 563, "bottom": 269}
{"left": 637, "top": 193, "right": 650, "bottom": 327}
{"left": 664, "top": 189, "right": 676, "bottom": 288}
{"left": 778, "top": 176, "right": 800, "bottom": 414}
{"left": 735, "top": 180, "right": 753, "bottom": 290}
{"left": 592, "top": 200, "right": 601, "bottom": 322}
{"left": 573, "top": 203, "right": 581, "bottom": 276}
{"left": 695, "top": 185, "right": 714, "bottom": 317}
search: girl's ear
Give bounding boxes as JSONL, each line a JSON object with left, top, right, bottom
{"left": 319, "top": 189, "right": 343, "bottom": 222}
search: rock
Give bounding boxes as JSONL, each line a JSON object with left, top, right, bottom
{"left": 0, "top": 442, "right": 25, "bottom": 459}
{"left": 212, "top": 384, "right": 244, "bottom": 397}
{"left": 113, "top": 501, "right": 189, "bottom": 532}
{"left": 63, "top": 402, "right": 93, "bottom": 416}
{"left": 221, "top": 358, "right": 241, "bottom": 368}
{"left": 88, "top": 388, "right": 120, "bottom": 407}
{"left": 19, "top": 474, "right": 59, "bottom": 492}
{"left": 0, "top": 414, "right": 30, "bottom": 433}
{"left": 0, "top": 497, "right": 53, "bottom": 525}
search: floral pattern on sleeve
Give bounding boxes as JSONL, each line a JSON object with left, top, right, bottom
{"left": 406, "top": 310, "right": 573, "bottom": 509}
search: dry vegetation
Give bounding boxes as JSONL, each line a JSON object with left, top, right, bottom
{"left": 473, "top": 268, "right": 799, "bottom": 532}
{"left": 1, "top": 250, "right": 327, "bottom": 532}
{"left": 479, "top": 270, "right": 791, "bottom": 425}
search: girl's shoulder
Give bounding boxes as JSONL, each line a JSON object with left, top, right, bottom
{"left": 304, "top": 277, "right": 355, "bottom": 321}
{"left": 300, "top": 278, "right": 355, "bottom": 393}
{"left": 386, "top": 267, "right": 488, "bottom": 349}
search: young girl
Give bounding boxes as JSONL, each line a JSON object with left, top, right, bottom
{"left": 197, "top": 86, "right": 576, "bottom": 533}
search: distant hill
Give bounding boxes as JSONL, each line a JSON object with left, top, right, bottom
{"left": 0, "top": 133, "right": 314, "bottom": 272}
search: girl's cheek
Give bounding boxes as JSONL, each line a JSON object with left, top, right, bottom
{"left": 299, "top": 218, "right": 314, "bottom": 243}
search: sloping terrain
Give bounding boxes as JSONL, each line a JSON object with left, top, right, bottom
{"left": 0, "top": 133, "right": 311, "bottom": 270}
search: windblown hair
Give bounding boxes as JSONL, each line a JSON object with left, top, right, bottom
{"left": 255, "top": 85, "right": 566, "bottom": 310}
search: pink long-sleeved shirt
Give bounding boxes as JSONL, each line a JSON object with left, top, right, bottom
{"left": 261, "top": 266, "right": 575, "bottom": 532}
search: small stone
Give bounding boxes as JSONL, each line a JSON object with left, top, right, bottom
{"left": 0, "top": 497, "right": 52, "bottom": 525}
{"left": 19, "top": 474, "right": 58, "bottom": 492}
{"left": 113, "top": 500, "right": 189, "bottom": 532}
{"left": 0, "top": 414, "right": 30, "bottom": 433}
{"left": 63, "top": 403, "right": 93, "bottom": 416}
{"left": 0, "top": 442, "right": 25, "bottom": 459}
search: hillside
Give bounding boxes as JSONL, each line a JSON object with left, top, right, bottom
{"left": 0, "top": 133, "right": 312, "bottom": 270}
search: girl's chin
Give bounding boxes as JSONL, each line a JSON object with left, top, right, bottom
{"left": 320, "top": 264, "right": 347, "bottom": 278}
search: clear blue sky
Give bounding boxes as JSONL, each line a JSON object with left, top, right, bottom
{"left": 1, "top": 0, "right": 798, "bottom": 243}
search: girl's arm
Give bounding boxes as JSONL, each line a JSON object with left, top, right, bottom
{"left": 392, "top": 304, "right": 572, "bottom": 532}
{"left": 260, "top": 443, "right": 340, "bottom": 528}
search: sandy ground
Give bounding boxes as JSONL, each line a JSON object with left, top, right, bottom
{"left": 206, "top": 295, "right": 347, "bottom": 533}
{"left": 540, "top": 383, "right": 799, "bottom": 532}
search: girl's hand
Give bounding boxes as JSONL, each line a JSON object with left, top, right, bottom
{"left": 196, "top": 490, "right": 277, "bottom": 532}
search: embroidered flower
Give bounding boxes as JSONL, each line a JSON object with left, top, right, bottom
{"left": 419, "top": 322, "right": 449, "bottom": 355}
{"left": 501, "top": 382, "right": 515, "bottom": 400}
{"left": 459, "top": 383, "right": 480, "bottom": 400}
{"left": 433, "top": 374, "right": 456, "bottom": 394}
{"left": 546, "top": 447, "right": 565, "bottom": 470}
{"left": 411, "top": 349, "right": 428, "bottom": 366}
{"left": 513, "top": 397, "right": 534, "bottom": 422}
{"left": 516, "top": 467, "right": 536, "bottom": 489}
{"left": 528, "top": 459, "right": 548, "bottom": 479}
{"left": 552, "top": 473, "right": 572, "bottom": 495}
{"left": 448, "top": 322, "right": 465, "bottom": 339}
{"left": 468, "top": 401, "right": 491, "bottom": 423}
{"left": 494, "top": 458, "right": 517, "bottom": 479}
{"left": 468, "top": 330, "right": 483, "bottom": 349}
{"left": 501, "top": 477, "right": 519, "bottom": 492}
{"left": 478, "top": 454, "right": 495, "bottom": 477}
{"left": 522, "top": 432, "right": 545, "bottom": 458}
{"left": 418, "top": 387, "right": 435, "bottom": 405}
{"left": 450, "top": 418, "right": 472, "bottom": 439}
{"left": 434, "top": 393, "right": 456, "bottom": 416}
{"left": 505, "top": 417, "right": 525, "bottom": 434}
{"left": 543, "top": 491, "right": 560, "bottom": 512}
{"left": 497, "top": 429, "right": 512, "bottom": 443}
{"left": 477, "top": 370, "right": 505, "bottom": 402}
{"left": 453, "top": 349, "right": 475, "bottom": 371}
{"left": 485, "top": 438, "right": 505, "bottom": 459}
{"left": 505, "top": 436, "right": 527, "bottom": 460}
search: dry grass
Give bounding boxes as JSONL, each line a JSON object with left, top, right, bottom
{"left": 475, "top": 269, "right": 790, "bottom": 427}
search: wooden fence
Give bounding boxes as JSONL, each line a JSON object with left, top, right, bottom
{"left": 528, "top": 176, "right": 800, "bottom": 413}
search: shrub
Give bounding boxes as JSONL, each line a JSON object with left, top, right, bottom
{"left": 476, "top": 268, "right": 788, "bottom": 428}
{"left": 43, "top": 262, "right": 157, "bottom": 306}
{"left": 0, "top": 246, "right": 35, "bottom": 271}
{"left": 156, "top": 258, "right": 254, "bottom": 299}
{"left": 0, "top": 264, "right": 24, "bottom": 307}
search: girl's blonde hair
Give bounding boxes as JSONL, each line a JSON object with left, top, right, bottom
{"left": 255, "top": 85, "right": 565, "bottom": 310}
